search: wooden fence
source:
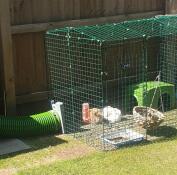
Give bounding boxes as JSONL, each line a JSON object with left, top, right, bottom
{"left": 0, "top": 0, "right": 175, "bottom": 115}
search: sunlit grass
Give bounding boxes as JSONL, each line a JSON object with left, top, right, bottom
{"left": 0, "top": 135, "right": 177, "bottom": 175}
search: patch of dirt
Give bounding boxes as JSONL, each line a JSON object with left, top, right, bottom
{"left": 57, "top": 144, "right": 94, "bottom": 160}
{"left": 0, "top": 144, "right": 94, "bottom": 175}
{"left": 0, "top": 136, "right": 96, "bottom": 174}
{"left": 43, "top": 143, "right": 95, "bottom": 163}
{"left": 0, "top": 168, "right": 17, "bottom": 175}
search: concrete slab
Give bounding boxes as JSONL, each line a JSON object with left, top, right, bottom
{"left": 0, "top": 139, "right": 31, "bottom": 156}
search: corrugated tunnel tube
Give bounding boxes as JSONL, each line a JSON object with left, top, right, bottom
{"left": 0, "top": 111, "right": 61, "bottom": 138}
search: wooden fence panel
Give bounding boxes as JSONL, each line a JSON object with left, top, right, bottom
{"left": 10, "top": 0, "right": 165, "bottom": 25}
{"left": 166, "top": 0, "right": 177, "bottom": 14}
{"left": 13, "top": 32, "right": 47, "bottom": 96}
{"left": 10, "top": 0, "right": 33, "bottom": 25}
{"left": 0, "top": 49, "right": 4, "bottom": 113}
{"left": 0, "top": 0, "right": 166, "bottom": 115}
{"left": 0, "top": 0, "right": 16, "bottom": 115}
{"left": 13, "top": 33, "right": 34, "bottom": 95}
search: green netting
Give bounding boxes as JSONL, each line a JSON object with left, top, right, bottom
{"left": 45, "top": 15, "right": 177, "bottom": 150}
{"left": 46, "top": 16, "right": 177, "bottom": 43}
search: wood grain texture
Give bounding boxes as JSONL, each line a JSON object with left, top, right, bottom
{"left": 11, "top": 0, "right": 33, "bottom": 25}
{"left": 32, "top": 32, "right": 48, "bottom": 92}
{"left": 32, "top": 0, "right": 51, "bottom": 23}
{"left": 7, "top": 0, "right": 166, "bottom": 111}
{"left": 13, "top": 33, "right": 34, "bottom": 95}
{"left": 10, "top": 0, "right": 165, "bottom": 24}
{"left": 0, "top": 45, "right": 4, "bottom": 114}
{"left": 16, "top": 91, "right": 49, "bottom": 104}
{"left": 12, "top": 11, "right": 164, "bottom": 34}
{"left": 166, "top": 0, "right": 177, "bottom": 14}
{"left": 0, "top": 0, "right": 16, "bottom": 115}
{"left": 13, "top": 32, "right": 47, "bottom": 96}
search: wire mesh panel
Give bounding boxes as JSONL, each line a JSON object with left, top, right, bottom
{"left": 46, "top": 29, "right": 74, "bottom": 133}
{"left": 45, "top": 15, "right": 177, "bottom": 150}
{"left": 101, "top": 39, "right": 147, "bottom": 150}
{"left": 150, "top": 16, "right": 177, "bottom": 138}
{"left": 46, "top": 28, "right": 105, "bottom": 148}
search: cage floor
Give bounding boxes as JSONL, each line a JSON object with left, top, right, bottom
{"left": 75, "top": 109, "right": 177, "bottom": 150}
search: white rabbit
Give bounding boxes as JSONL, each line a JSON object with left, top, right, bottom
{"left": 103, "top": 106, "right": 121, "bottom": 123}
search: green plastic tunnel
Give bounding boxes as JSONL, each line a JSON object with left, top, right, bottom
{"left": 0, "top": 111, "right": 61, "bottom": 138}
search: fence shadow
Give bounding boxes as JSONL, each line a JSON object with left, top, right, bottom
{"left": 0, "top": 135, "right": 67, "bottom": 159}
{"left": 147, "top": 126, "right": 177, "bottom": 138}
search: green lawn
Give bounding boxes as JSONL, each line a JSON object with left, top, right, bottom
{"left": 1, "top": 135, "right": 177, "bottom": 175}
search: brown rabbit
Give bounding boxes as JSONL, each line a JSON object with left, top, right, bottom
{"left": 89, "top": 108, "right": 103, "bottom": 124}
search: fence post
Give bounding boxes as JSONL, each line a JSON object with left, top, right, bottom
{"left": 0, "top": 0, "right": 16, "bottom": 115}
{"left": 166, "top": 0, "right": 177, "bottom": 14}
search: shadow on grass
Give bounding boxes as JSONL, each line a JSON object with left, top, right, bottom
{"left": 109, "top": 126, "right": 177, "bottom": 151}
{"left": 147, "top": 126, "right": 177, "bottom": 138}
{"left": 132, "top": 126, "right": 177, "bottom": 149}
{"left": 0, "top": 135, "right": 67, "bottom": 159}
{"left": 112, "top": 137, "right": 177, "bottom": 152}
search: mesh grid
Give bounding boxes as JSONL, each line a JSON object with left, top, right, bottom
{"left": 45, "top": 15, "right": 177, "bottom": 150}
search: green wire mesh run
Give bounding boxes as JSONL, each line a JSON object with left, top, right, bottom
{"left": 45, "top": 15, "right": 177, "bottom": 150}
